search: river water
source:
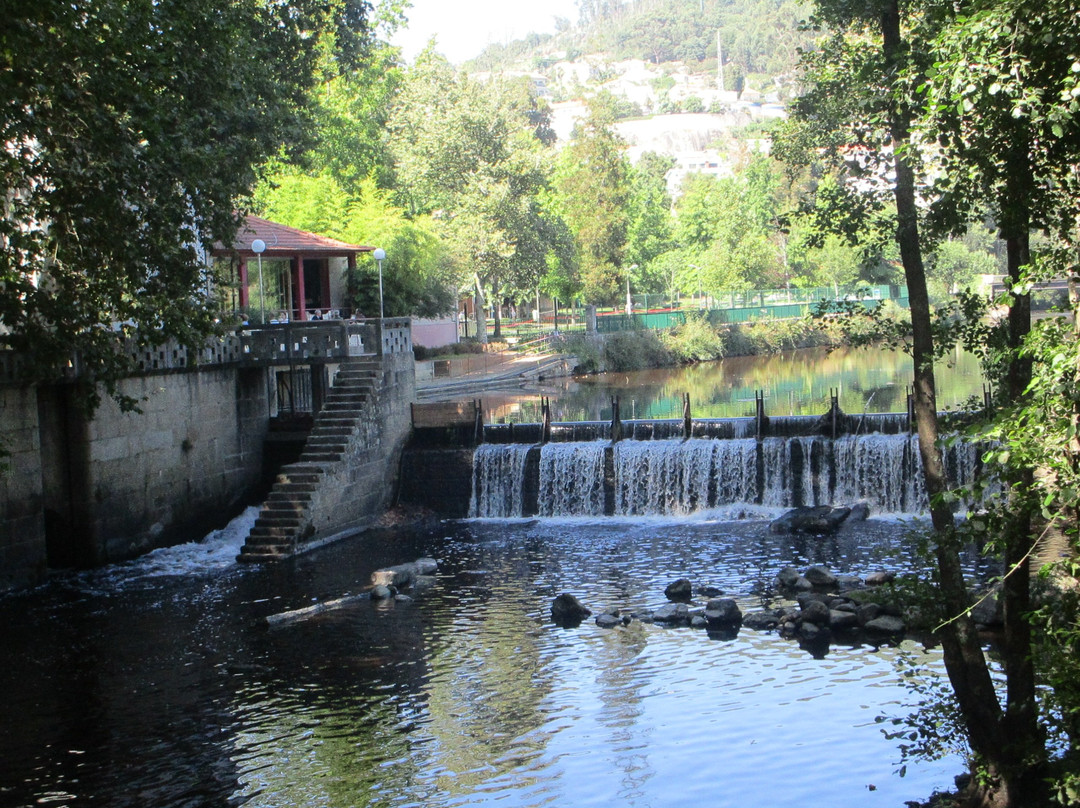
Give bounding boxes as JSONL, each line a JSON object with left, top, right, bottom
{"left": 0, "top": 506, "right": 980, "bottom": 808}
{"left": 0, "top": 346, "right": 988, "bottom": 807}
{"left": 481, "top": 345, "right": 985, "bottom": 424}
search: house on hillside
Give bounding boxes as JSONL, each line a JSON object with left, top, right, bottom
{"left": 214, "top": 215, "right": 376, "bottom": 324}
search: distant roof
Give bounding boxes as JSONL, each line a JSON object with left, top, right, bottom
{"left": 214, "top": 215, "right": 374, "bottom": 257}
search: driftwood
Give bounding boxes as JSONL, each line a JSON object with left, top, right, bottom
{"left": 264, "top": 593, "right": 370, "bottom": 628}
{"left": 265, "top": 557, "right": 440, "bottom": 626}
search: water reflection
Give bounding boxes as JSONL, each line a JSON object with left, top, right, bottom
{"left": 482, "top": 346, "right": 983, "bottom": 424}
{"left": 0, "top": 514, "right": 973, "bottom": 808}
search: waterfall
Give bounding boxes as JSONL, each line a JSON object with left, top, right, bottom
{"left": 469, "top": 443, "right": 533, "bottom": 518}
{"left": 468, "top": 433, "right": 987, "bottom": 519}
{"left": 538, "top": 442, "right": 607, "bottom": 516}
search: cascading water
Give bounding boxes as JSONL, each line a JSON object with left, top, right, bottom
{"left": 468, "top": 432, "right": 986, "bottom": 519}
{"left": 469, "top": 443, "right": 533, "bottom": 518}
{"left": 538, "top": 442, "right": 607, "bottom": 516}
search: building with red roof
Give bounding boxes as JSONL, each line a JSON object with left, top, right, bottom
{"left": 214, "top": 215, "right": 375, "bottom": 323}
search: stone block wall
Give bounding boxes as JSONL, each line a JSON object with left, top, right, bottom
{"left": 0, "top": 387, "right": 47, "bottom": 590}
{"left": 0, "top": 365, "right": 271, "bottom": 590}
{"left": 74, "top": 367, "right": 269, "bottom": 562}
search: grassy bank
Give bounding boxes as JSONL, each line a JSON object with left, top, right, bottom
{"left": 554, "top": 311, "right": 886, "bottom": 374}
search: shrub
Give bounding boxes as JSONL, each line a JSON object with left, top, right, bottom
{"left": 412, "top": 339, "right": 485, "bottom": 360}
{"left": 601, "top": 329, "right": 673, "bottom": 372}
{"left": 663, "top": 313, "right": 726, "bottom": 363}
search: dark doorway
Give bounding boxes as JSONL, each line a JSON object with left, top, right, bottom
{"left": 302, "top": 258, "right": 329, "bottom": 315}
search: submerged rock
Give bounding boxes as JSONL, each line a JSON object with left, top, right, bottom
{"left": 865, "top": 615, "right": 906, "bottom": 634}
{"left": 804, "top": 566, "right": 838, "bottom": 588}
{"left": 653, "top": 603, "right": 690, "bottom": 625}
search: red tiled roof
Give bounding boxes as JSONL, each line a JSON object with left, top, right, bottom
{"left": 213, "top": 215, "right": 374, "bottom": 256}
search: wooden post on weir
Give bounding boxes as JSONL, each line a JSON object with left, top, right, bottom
{"left": 682, "top": 392, "right": 692, "bottom": 440}
{"left": 755, "top": 390, "right": 766, "bottom": 438}
{"left": 474, "top": 399, "right": 484, "bottom": 445}
{"left": 906, "top": 386, "right": 915, "bottom": 433}
{"left": 983, "top": 383, "right": 993, "bottom": 416}
{"left": 611, "top": 396, "right": 623, "bottom": 443}
{"left": 541, "top": 396, "right": 552, "bottom": 445}
{"left": 830, "top": 387, "right": 839, "bottom": 440}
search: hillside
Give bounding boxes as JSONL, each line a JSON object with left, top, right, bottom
{"left": 463, "top": 0, "right": 816, "bottom": 100}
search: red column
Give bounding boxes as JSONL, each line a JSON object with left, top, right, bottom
{"left": 293, "top": 255, "right": 307, "bottom": 321}
{"left": 238, "top": 258, "right": 249, "bottom": 310}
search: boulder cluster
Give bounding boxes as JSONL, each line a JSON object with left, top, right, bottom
{"left": 550, "top": 562, "right": 913, "bottom": 649}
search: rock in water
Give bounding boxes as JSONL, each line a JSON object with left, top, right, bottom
{"left": 664, "top": 578, "right": 693, "bottom": 601}
{"left": 551, "top": 593, "right": 591, "bottom": 626}
{"left": 704, "top": 598, "right": 742, "bottom": 626}
{"left": 770, "top": 506, "right": 852, "bottom": 535}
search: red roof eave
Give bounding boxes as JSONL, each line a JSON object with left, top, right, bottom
{"left": 211, "top": 214, "right": 375, "bottom": 257}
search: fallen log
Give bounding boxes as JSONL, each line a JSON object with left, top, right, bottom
{"left": 264, "top": 593, "right": 370, "bottom": 628}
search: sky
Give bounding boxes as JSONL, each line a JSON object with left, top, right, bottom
{"left": 392, "top": 0, "right": 582, "bottom": 65}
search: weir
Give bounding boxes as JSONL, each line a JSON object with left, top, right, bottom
{"left": 399, "top": 392, "right": 990, "bottom": 520}
{"left": 469, "top": 434, "right": 982, "bottom": 518}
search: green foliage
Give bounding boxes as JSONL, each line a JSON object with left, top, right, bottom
{"left": 390, "top": 50, "right": 572, "bottom": 328}
{"left": 257, "top": 174, "right": 456, "bottom": 317}
{"left": 0, "top": 0, "right": 345, "bottom": 411}
{"left": 551, "top": 99, "right": 631, "bottom": 303}
{"left": 601, "top": 329, "right": 673, "bottom": 372}
{"left": 662, "top": 313, "right": 727, "bottom": 363}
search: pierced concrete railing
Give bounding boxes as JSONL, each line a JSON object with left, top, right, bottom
{"left": 0, "top": 318, "right": 413, "bottom": 383}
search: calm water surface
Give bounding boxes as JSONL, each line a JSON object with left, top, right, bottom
{"left": 0, "top": 509, "right": 976, "bottom": 808}
{"left": 482, "top": 345, "right": 984, "bottom": 424}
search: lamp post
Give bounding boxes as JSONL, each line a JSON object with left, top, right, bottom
{"left": 251, "top": 238, "right": 266, "bottom": 323}
{"left": 373, "top": 247, "right": 386, "bottom": 319}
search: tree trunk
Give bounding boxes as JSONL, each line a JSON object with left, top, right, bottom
{"left": 473, "top": 274, "right": 487, "bottom": 345}
{"left": 491, "top": 278, "right": 502, "bottom": 340}
{"left": 879, "top": 0, "right": 1008, "bottom": 787}
{"left": 996, "top": 186, "right": 1045, "bottom": 800}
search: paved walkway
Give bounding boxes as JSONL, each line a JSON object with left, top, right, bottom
{"left": 414, "top": 350, "right": 574, "bottom": 401}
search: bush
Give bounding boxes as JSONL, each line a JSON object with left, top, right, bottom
{"left": 413, "top": 339, "right": 486, "bottom": 360}
{"left": 601, "top": 329, "right": 673, "bottom": 372}
{"left": 556, "top": 329, "right": 672, "bottom": 373}
{"left": 663, "top": 313, "right": 726, "bottom": 363}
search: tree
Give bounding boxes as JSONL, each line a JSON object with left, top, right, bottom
{"left": 551, "top": 100, "right": 632, "bottom": 305}
{"left": 786, "top": 0, "right": 1040, "bottom": 803}
{"left": 389, "top": 48, "right": 572, "bottom": 338}
{"left": 1, "top": 0, "right": 356, "bottom": 410}
{"left": 625, "top": 152, "right": 677, "bottom": 288}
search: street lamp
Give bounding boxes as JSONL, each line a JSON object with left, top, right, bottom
{"left": 251, "top": 238, "right": 266, "bottom": 323}
{"left": 373, "top": 247, "right": 386, "bottom": 319}
{"left": 626, "top": 264, "right": 638, "bottom": 316}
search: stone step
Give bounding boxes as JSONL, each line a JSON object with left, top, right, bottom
{"left": 270, "top": 481, "right": 319, "bottom": 494}
{"left": 299, "top": 451, "right": 343, "bottom": 462}
{"left": 263, "top": 493, "right": 310, "bottom": 508}
{"left": 322, "top": 400, "right": 368, "bottom": 411}
{"left": 237, "top": 546, "right": 290, "bottom": 563}
{"left": 308, "top": 424, "right": 354, "bottom": 436}
{"left": 254, "top": 513, "right": 303, "bottom": 527}
{"left": 318, "top": 405, "right": 364, "bottom": 416}
{"left": 248, "top": 525, "right": 300, "bottom": 539}
{"left": 274, "top": 470, "right": 324, "bottom": 484}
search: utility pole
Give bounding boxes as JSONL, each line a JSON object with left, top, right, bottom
{"left": 717, "top": 30, "right": 724, "bottom": 91}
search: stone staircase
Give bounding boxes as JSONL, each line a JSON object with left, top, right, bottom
{"left": 237, "top": 359, "right": 381, "bottom": 562}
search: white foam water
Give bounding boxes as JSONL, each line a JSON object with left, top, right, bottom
{"left": 468, "top": 434, "right": 986, "bottom": 518}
